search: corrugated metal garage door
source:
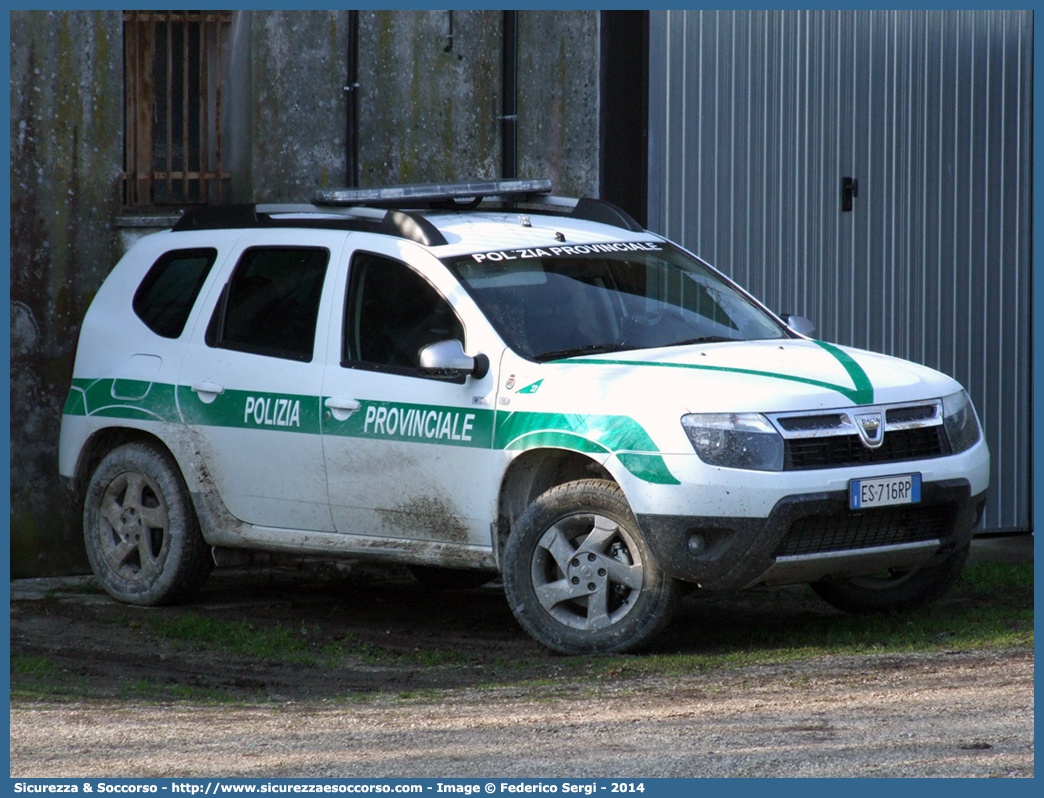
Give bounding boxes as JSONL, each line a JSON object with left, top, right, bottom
{"left": 647, "top": 10, "right": 1032, "bottom": 532}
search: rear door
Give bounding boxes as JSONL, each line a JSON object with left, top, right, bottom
{"left": 176, "top": 229, "right": 346, "bottom": 531}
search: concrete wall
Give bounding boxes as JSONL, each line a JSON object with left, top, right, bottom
{"left": 517, "top": 11, "right": 600, "bottom": 198}
{"left": 248, "top": 11, "right": 351, "bottom": 202}
{"left": 9, "top": 10, "right": 602, "bottom": 577}
{"left": 355, "top": 10, "right": 600, "bottom": 196}
{"left": 234, "top": 9, "right": 601, "bottom": 200}
{"left": 357, "top": 10, "right": 501, "bottom": 186}
{"left": 10, "top": 11, "right": 126, "bottom": 577}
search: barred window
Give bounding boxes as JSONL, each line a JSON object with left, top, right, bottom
{"left": 123, "top": 10, "right": 232, "bottom": 206}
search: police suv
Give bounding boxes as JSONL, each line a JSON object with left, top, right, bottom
{"left": 59, "top": 179, "right": 989, "bottom": 654}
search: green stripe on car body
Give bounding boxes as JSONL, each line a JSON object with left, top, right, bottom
{"left": 495, "top": 411, "right": 681, "bottom": 485}
{"left": 810, "top": 340, "right": 874, "bottom": 405}
{"left": 557, "top": 342, "right": 875, "bottom": 406}
{"left": 495, "top": 411, "right": 660, "bottom": 453}
{"left": 178, "top": 386, "right": 324, "bottom": 434}
{"left": 615, "top": 453, "right": 681, "bottom": 485}
{"left": 63, "top": 380, "right": 681, "bottom": 485}
{"left": 324, "top": 399, "right": 495, "bottom": 448}
{"left": 64, "top": 378, "right": 181, "bottom": 423}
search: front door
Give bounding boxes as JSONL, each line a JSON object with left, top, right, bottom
{"left": 320, "top": 238, "right": 501, "bottom": 552}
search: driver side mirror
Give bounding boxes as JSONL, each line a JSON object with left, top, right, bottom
{"left": 418, "top": 339, "right": 490, "bottom": 380}
{"left": 781, "top": 314, "right": 816, "bottom": 338}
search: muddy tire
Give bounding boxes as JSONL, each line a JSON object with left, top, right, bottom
{"left": 811, "top": 544, "right": 970, "bottom": 615}
{"left": 503, "top": 479, "right": 680, "bottom": 655}
{"left": 409, "top": 565, "right": 494, "bottom": 591}
{"left": 83, "top": 442, "right": 212, "bottom": 605}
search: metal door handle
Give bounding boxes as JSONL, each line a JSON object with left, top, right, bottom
{"left": 324, "top": 398, "right": 360, "bottom": 411}
{"left": 841, "top": 177, "right": 859, "bottom": 212}
{"left": 191, "top": 381, "right": 224, "bottom": 404}
{"left": 325, "top": 397, "right": 361, "bottom": 421}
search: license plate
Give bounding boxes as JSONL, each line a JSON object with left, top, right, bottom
{"left": 849, "top": 473, "right": 921, "bottom": 510}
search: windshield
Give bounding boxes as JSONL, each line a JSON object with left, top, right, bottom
{"left": 443, "top": 241, "right": 787, "bottom": 362}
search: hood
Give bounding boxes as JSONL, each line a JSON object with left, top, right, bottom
{"left": 550, "top": 338, "right": 962, "bottom": 414}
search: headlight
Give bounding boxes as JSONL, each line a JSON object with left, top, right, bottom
{"left": 942, "top": 390, "right": 981, "bottom": 454}
{"left": 681, "top": 413, "right": 784, "bottom": 471}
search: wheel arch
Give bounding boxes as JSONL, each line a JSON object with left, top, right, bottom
{"left": 71, "top": 427, "right": 185, "bottom": 508}
{"left": 494, "top": 447, "right": 617, "bottom": 565}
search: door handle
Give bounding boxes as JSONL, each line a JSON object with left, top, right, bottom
{"left": 324, "top": 397, "right": 361, "bottom": 421}
{"left": 841, "top": 176, "right": 859, "bottom": 212}
{"left": 191, "top": 381, "right": 224, "bottom": 404}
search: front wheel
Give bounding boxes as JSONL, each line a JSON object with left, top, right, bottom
{"left": 811, "top": 544, "right": 970, "bottom": 614}
{"left": 83, "top": 442, "right": 212, "bottom": 605}
{"left": 503, "top": 479, "right": 680, "bottom": 655}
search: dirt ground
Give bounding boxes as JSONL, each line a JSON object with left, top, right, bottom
{"left": 9, "top": 556, "right": 1034, "bottom": 778}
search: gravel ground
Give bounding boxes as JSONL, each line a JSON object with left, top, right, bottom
{"left": 11, "top": 648, "right": 1033, "bottom": 778}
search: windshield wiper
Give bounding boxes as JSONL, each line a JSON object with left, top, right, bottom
{"left": 532, "top": 343, "right": 637, "bottom": 363}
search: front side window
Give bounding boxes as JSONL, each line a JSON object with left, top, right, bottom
{"left": 207, "top": 247, "right": 328, "bottom": 361}
{"left": 444, "top": 241, "right": 786, "bottom": 362}
{"left": 133, "top": 247, "right": 217, "bottom": 338}
{"left": 343, "top": 253, "right": 464, "bottom": 375}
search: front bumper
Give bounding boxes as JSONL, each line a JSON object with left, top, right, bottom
{"left": 637, "top": 479, "right": 987, "bottom": 590}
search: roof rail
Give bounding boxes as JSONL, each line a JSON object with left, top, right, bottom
{"left": 173, "top": 204, "right": 265, "bottom": 231}
{"left": 171, "top": 203, "right": 446, "bottom": 246}
{"left": 378, "top": 210, "right": 448, "bottom": 247}
{"left": 519, "top": 195, "right": 644, "bottom": 232}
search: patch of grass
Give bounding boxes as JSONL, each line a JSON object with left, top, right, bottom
{"left": 341, "top": 691, "right": 379, "bottom": 703}
{"left": 10, "top": 657, "right": 93, "bottom": 703}
{"left": 150, "top": 614, "right": 317, "bottom": 664}
{"left": 405, "top": 647, "right": 460, "bottom": 667}
{"left": 954, "top": 561, "right": 1033, "bottom": 595}
{"left": 115, "top": 679, "right": 240, "bottom": 704}
{"left": 319, "top": 631, "right": 461, "bottom": 668}
{"left": 12, "top": 655, "right": 61, "bottom": 678}
{"left": 320, "top": 632, "right": 388, "bottom": 665}
{"left": 585, "top": 562, "right": 1033, "bottom": 680}
{"left": 147, "top": 618, "right": 464, "bottom": 670}
{"left": 10, "top": 652, "right": 242, "bottom": 704}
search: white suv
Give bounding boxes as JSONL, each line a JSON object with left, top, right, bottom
{"left": 59, "top": 179, "right": 990, "bottom": 654}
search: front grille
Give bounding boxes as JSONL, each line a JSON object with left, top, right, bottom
{"left": 777, "top": 413, "right": 846, "bottom": 432}
{"left": 784, "top": 426, "right": 949, "bottom": 470}
{"left": 773, "top": 503, "right": 957, "bottom": 557}
{"left": 886, "top": 405, "right": 937, "bottom": 424}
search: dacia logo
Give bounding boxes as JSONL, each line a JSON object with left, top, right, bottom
{"left": 854, "top": 410, "right": 885, "bottom": 449}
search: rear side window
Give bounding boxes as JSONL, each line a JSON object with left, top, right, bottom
{"left": 133, "top": 248, "right": 217, "bottom": 338}
{"left": 207, "top": 246, "right": 329, "bottom": 362}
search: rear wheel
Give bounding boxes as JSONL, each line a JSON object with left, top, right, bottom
{"left": 811, "top": 544, "right": 969, "bottom": 614}
{"left": 84, "top": 442, "right": 212, "bottom": 605}
{"left": 503, "top": 479, "right": 679, "bottom": 654}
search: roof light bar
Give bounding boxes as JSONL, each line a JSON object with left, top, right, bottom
{"left": 312, "top": 178, "right": 552, "bottom": 207}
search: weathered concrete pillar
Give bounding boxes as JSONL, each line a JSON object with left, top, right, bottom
{"left": 249, "top": 10, "right": 351, "bottom": 202}
{"left": 10, "top": 10, "right": 125, "bottom": 576}
{"left": 517, "top": 11, "right": 600, "bottom": 198}
{"left": 356, "top": 10, "right": 502, "bottom": 186}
